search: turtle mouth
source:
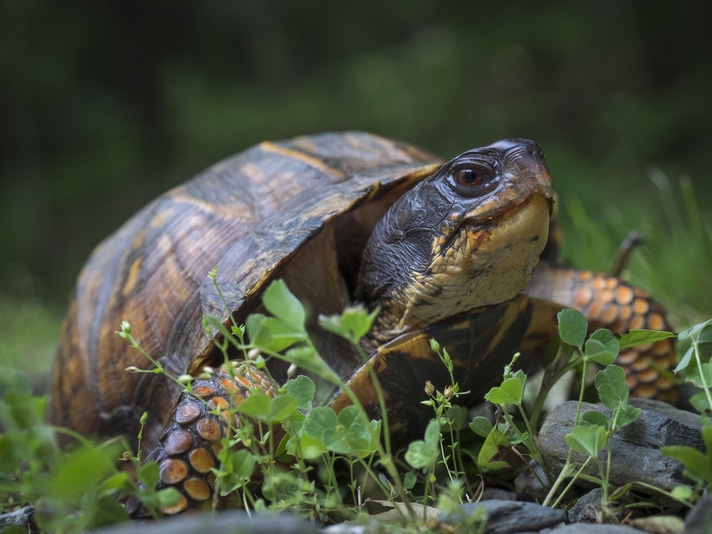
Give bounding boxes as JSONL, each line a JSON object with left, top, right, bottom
{"left": 435, "top": 189, "right": 552, "bottom": 271}
{"left": 426, "top": 192, "right": 552, "bottom": 305}
{"left": 386, "top": 192, "right": 551, "bottom": 337}
{"left": 468, "top": 193, "right": 552, "bottom": 268}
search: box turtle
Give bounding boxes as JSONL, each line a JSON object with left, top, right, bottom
{"left": 48, "top": 132, "right": 675, "bottom": 515}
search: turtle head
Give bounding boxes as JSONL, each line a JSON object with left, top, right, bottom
{"left": 356, "top": 138, "right": 554, "bottom": 342}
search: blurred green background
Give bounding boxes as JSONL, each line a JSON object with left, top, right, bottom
{"left": 1, "top": 1, "right": 711, "bottom": 384}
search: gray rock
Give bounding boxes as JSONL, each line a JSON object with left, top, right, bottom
{"left": 321, "top": 523, "right": 369, "bottom": 534}
{"left": 538, "top": 399, "right": 703, "bottom": 492}
{"left": 0, "top": 505, "right": 37, "bottom": 533}
{"left": 481, "top": 487, "right": 518, "bottom": 501}
{"left": 514, "top": 461, "right": 550, "bottom": 503}
{"left": 99, "top": 511, "right": 318, "bottom": 534}
{"left": 544, "top": 525, "right": 645, "bottom": 534}
{"left": 565, "top": 488, "right": 605, "bottom": 524}
{"left": 685, "top": 491, "right": 712, "bottom": 534}
{"left": 441, "top": 499, "right": 565, "bottom": 533}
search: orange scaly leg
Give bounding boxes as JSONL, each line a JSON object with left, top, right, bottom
{"left": 527, "top": 260, "right": 677, "bottom": 402}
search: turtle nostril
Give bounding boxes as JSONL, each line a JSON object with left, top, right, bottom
{"left": 520, "top": 139, "right": 543, "bottom": 158}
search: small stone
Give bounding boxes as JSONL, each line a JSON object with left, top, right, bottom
{"left": 514, "top": 461, "right": 549, "bottom": 503}
{"left": 480, "top": 487, "right": 517, "bottom": 501}
{"left": 538, "top": 399, "right": 703, "bottom": 493}
{"left": 631, "top": 515, "right": 686, "bottom": 533}
{"left": 0, "top": 505, "right": 36, "bottom": 533}
{"left": 102, "top": 510, "right": 318, "bottom": 534}
{"left": 566, "top": 488, "right": 606, "bottom": 524}
{"left": 685, "top": 491, "right": 712, "bottom": 534}
{"left": 545, "top": 525, "right": 647, "bottom": 534}
{"left": 440, "top": 499, "right": 565, "bottom": 533}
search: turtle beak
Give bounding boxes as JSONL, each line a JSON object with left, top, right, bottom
{"left": 489, "top": 138, "right": 555, "bottom": 215}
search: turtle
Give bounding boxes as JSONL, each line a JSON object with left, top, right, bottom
{"left": 48, "top": 132, "right": 675, "bottom": 515}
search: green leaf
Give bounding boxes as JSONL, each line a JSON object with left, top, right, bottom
{"left": 618, "top": 329, "right": 676, "bottom": 350}
{"left": 616, "top": 404, "right": 642, "bottom": 428}
{"left": 156, "top": 487, "right": 182, "bottom": 508}
{"left": 662, "top": 445, "right": 712, "bottom": 485}
{"left": 403, "top": 471, "right": 417, "bottom": 491}
{"left": 236, "top": 392, "right": 272, "bottom": 420}
{"left": 339, "top": 405, "right": 376, "bottom": 458}
{"left": 202, "top": 314, "right": 232, "bottom": 339}
{"left": 91, "top": 496, "right": 129, "bottom": 526}
{"left": 1, "top": 390, "right": 48, "bottom": 431}
{"left": 445, "top": 405, "right": 468, "bottom": 430}
{"left": 236, "top": 393, "right": 297, "bottom": 424}
{"left": 678, "top": 319, "right": 712, "bottom": 346}
{"left": 688, "top": 391, "right": 712, "bottom": 413}
{"left": 283, "top": 346, "right": 341, "bottom": 384}
{"left": 215, "top": 448, "right": 256, "bottom": 494}
{"left": 682, "top": 361, "right": 712, "bottom": 390}
{"left": 288, "top": 433, "right": 327, "bottom": 460}
{"left": 0, "top": 434, "right": 20, "bottom": 474}
{"left": 469, "top": 416, "right": 494, "bottom": 438}
{"left": 580, "top": 410, "right": 609, "bottom": 428}
{"left": 405, "top": 420, "right": 441, "bottom": 469}
{"left": 245, "top": 313, "right": 267, "bottom": 344}
{"left": 485, "top": 375, "right": 524, "bottom": 406}
{"left": 594, "top": 365, "right": 630, "bottom": 410}
{"left": 558, "top": 308, "right": 588, "bottom": 349}
{"left": 670, "top": 484, "right": 696, "bottom": 503}
{"left": 262, "top": 279, "right": 306, "bottom": 330}
{"left": 675, "top": 345, "right": 694, "bottom": 375}
{"left": 268, "top": 395, "right": 298, "bottom": 423}
{"left": 47, "top": 441, "right": 124, "bottom": 498}
{"left": 137, "top": 461, "right": 160, "bottom": 490}
{"left": 676, "top": 320, "right": 712, "bottom": 376}
{"left": 584, "top": 329, "right": 619, "bottom": 366}
{"left": 250, "top": 316, "right": 306, "bottom": 352}
{"left": 477, "top": 427, "right": 511, "bottom": 471}
{"left": 318, "top": 304, "right": 379, "bottom": 345}
{"left": 98, "top": 471, "right": 130, "bottom": 493}
{"left": 566, "top": 424, "right": 607, "bottom": 457}
{"left": 303, "top": 406, "right": 349, "bottom": 455}
{"left": 283, "top": 375, "right": 315, "bottom": 411}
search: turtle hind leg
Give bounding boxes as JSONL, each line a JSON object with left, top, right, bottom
{"left": 527, "top": 260, "right": 677, "bottom": 403}
{"left": 126, "top": 364, "right": 275, "bottom": 517}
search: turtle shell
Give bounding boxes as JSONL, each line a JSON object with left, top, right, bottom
{"left": 49, "top": 132, "right": 443, "bottom": 448}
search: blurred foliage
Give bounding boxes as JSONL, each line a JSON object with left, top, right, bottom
{"left": 0, "top": 1, "right": 710, "bottom": 374}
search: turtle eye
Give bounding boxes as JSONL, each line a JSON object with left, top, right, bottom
{"left": 452, "top": 165, "right": 497, "bottom": 196}
{"left": 455, "top": 168, "right": 484, "bottom": 186}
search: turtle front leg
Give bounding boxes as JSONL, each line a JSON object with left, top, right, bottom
{"left": 527, "top": 260, "right": 677, "bottom": 402}
{"left": 126, "top": 364, "right": 275, "bottom": 517}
